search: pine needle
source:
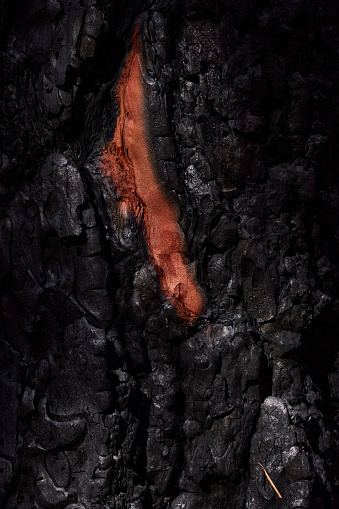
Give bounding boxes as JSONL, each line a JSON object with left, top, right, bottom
{"left": 258, "top": 462, "right": 282, "bottom": 499}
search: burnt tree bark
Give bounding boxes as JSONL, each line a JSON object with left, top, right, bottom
{"left": 1, "top": 1, "right": 339, "bottom": 508}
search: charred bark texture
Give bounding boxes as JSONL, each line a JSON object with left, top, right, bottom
{"left": 1, "top": 1, "right": 339, "bottom": 508}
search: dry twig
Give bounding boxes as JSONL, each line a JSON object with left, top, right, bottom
{"left": 258, "top": 462, "right": 282, "bottom": 499}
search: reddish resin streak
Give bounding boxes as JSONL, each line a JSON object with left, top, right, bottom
{"left": 101, "top": 31, "right": 204, "bottom": 324}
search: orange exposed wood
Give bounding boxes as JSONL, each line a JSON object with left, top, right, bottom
{"left": 100, "top": 30, "right": 204, "bottom": 324}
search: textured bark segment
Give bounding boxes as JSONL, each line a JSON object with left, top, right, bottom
{"left": 101, "top": 29, "right": 204, "bottom": 324}
{"left": 1, "top": 1, "right": 339, "bottom": 507}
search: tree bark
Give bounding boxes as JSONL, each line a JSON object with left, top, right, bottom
{"left": 1, "top": 1, "right": 339, "bottom": 508}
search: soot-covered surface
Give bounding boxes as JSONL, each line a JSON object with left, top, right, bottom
{"left": 1, "top": 1, "right": 339, "bottom": 508}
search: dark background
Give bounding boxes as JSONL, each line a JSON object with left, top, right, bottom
{"left": 1, "top": 0, "right": 339, "bottom": 507}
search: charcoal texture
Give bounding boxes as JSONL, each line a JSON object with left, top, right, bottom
{"left": 1, "top": 0, "right": 339, "bottom": 508}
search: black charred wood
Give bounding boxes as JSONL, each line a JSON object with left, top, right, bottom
{"left": 1, "top": 1, "right": 339, "bottom": 508}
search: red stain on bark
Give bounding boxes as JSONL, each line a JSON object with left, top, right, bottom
{"left": 100, "top": 30, "right": 204, "bottom": 324}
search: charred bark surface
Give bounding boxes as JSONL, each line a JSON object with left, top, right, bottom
{"left": 1, "top": 1, "right": 339, "bottom": 508}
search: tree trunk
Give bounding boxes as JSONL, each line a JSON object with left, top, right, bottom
{"left": 1, "top": 1, "right": 339, "bottom": 508}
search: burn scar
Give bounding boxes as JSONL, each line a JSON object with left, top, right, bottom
{"left": 100, "top": 30, "right": 204, "bottom": 324}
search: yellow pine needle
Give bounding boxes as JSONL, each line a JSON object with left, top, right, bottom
{"left": 258, "top": 462, "right": 282, "bottom": 499}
